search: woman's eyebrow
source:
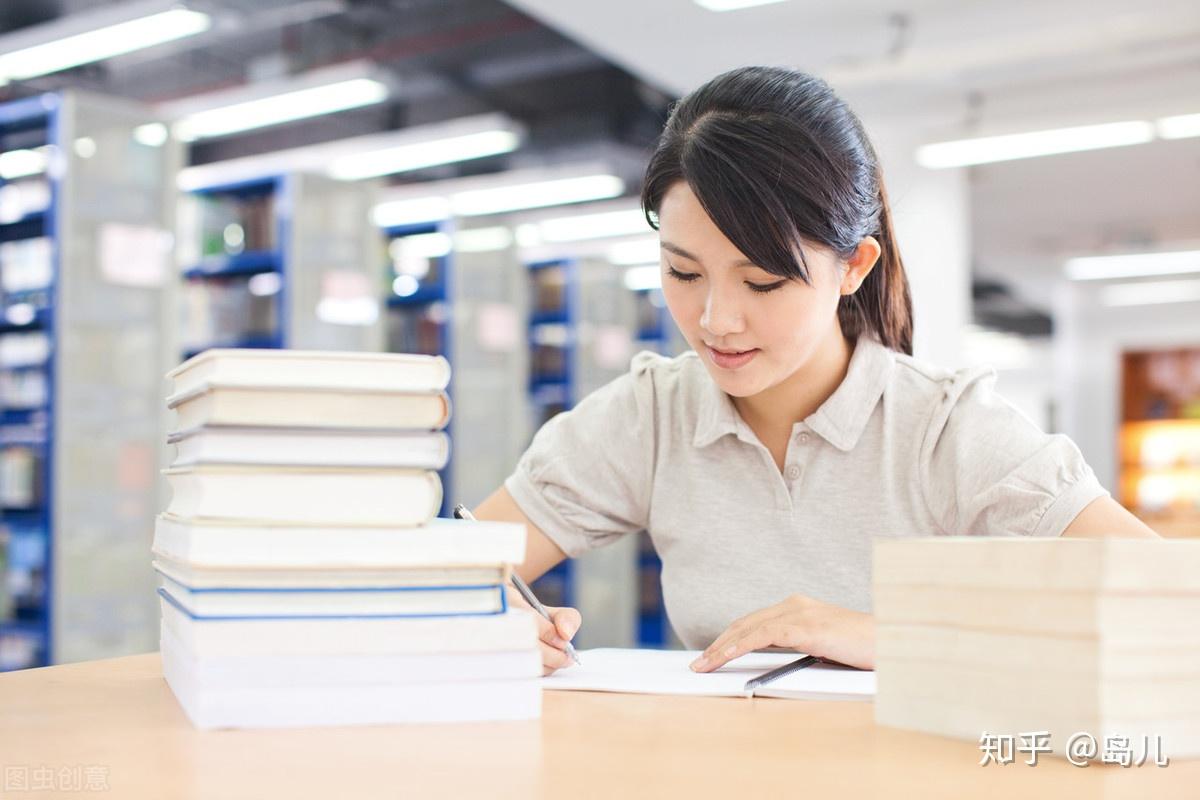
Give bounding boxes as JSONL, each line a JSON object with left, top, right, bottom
{"left": 660, "top": 240, "right": 758, "bottom": 269}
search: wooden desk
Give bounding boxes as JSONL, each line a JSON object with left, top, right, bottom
{"left": 0, "top": 653, "right": 1195, "bottom": 799}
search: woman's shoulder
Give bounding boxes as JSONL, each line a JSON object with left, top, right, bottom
{"left": 887, "top": 348, "right": 999, "bottom": 413}
{"left": 594, "top": 348, "right": 711, "bottom": 426}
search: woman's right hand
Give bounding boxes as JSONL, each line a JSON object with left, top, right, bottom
{"left": 508, "top": 588, "right": 581, "bottom": 675}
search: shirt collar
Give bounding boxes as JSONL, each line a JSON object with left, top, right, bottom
{"left": 693, "top": 336, "right": 895, "bottom": 453}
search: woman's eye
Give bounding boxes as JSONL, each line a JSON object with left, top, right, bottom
{"left": 667, "top": 266, "right": 700, "bottom": 283}
{"left": 746, "top": 280, "right": 786, "bottom": 294}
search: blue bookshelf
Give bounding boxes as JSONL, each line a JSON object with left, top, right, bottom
{"left": 180, "top": 176, "right": 288, "bottom": 359}
{"left": 631, "top": 287, "right": 676, "bottom": 647}
{"left": 381, "top": 221, "right": 454, "bottom": 518}
{"left": 0, "top": 94, "right": 57, "bottom": 670}
{"left": 525, "top": 258, "right": 580, "bottom": 610}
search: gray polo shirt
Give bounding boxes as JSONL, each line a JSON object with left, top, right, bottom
{"left": 504, "top": 336, "right": 1108, "bottom": 650}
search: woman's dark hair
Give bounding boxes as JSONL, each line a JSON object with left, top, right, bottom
{"left": 641, "top": 66, "right": 913, "bottom": 355}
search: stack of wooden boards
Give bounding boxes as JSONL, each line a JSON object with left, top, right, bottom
{"left": 874, "top": 537, "right": 1200, "bottom": 758}
{"left": 155, "top": 349, "right": 540, "bottom": 729}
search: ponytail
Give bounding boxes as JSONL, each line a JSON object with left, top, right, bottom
{"left": 837, "top": 175, "right": 913, "bottom": 355}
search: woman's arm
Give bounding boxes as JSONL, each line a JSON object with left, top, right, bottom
{"left": 472, "top": 486, "right": 582, "bottom": 674}
{"left": 1060, "top": 496, "right": 1161, "bottom": 539}
{"left": 472, "top": 486, "right": 570, "bottom": 582}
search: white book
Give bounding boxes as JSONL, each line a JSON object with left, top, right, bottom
{"left": 152, "top": 515, "right": 526, "bottom": 569}
{"left": 542, "top": 648, "right": 876, "bottom": 701}
{"left": 152, "top": 555, "right": 507, "bottom": 589}
{"left": 157, "top": 574, "right": 506, "bottom": 618}
{"left": 160, "top": 596, "right": 540, "bottom": 657}
{"left": 167, "top": 385, "right": 451, "bottom": 432}
{"left": 168, "top": 425, "right": 450, "bottom": 469}
{"left": 162, "top": 465, "right": 441, "bottom": 526}
{"left": 160, "top": 624, "right": 541, "bottom": 688}
{"left": 161, "top": 642, "right": 541, "bottom": 730}
{"left": 167, "top": 349, "right": 451, "bottom": 397}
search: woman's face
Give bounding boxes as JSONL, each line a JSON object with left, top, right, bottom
{"left": 656, "top": 181, "right": 849, "bottom": 399}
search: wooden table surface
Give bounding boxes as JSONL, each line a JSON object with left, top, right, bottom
{"left": 0, "top": 653, "right": 1196, "bottom": 799}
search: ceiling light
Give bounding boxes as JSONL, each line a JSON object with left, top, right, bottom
{"left": 623, "top": 265, "right": 663, "bottom": 291}
{"left": 372, "top": 166, "right": 626, "bottom": 227}
{"left": 1064, "top": 250, "right": 1200, "bottom": 281}
{"left": 329, "top": 129, "right": 520, "bottom": 180}
{"left": 535, "top": 207, "right": 649, "bottom": 243}
{"left": 1100, "top": 279, "right": 1200, "bottom": 307}
{"left": 917, "top": 121, "right": 1155, "bottom": 168}
{"left": 0, "top": 2, "right": 210, "bottom": 85}
{"left": 163, "top": 62, "right": 390, "bottom": 142}
{"left": 608, "top": 237, "right": 661, "bottom": 266}
{"left": 452, "top": 175, "right": 623, "bottom": 216}
{"left": 694, "top": 0, "right": 789, "bottom": 10}
{"left": 1157, "top": 113, "right": 1200, "bottom": 140}
{"left": 177, "top": 113, "right": 523, "bottom": 189}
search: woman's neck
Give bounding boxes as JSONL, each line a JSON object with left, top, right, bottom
{"left": 732, "top": 329, "right": 855, "bottom": 435}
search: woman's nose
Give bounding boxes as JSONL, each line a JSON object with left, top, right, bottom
{"left": 700, "top": 290, "right": 746, "bottom": 337}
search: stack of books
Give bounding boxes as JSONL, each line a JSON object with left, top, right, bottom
{"left": 155, "top": 349, "right": 541, "bottom": 729}
{"left": 873, "top": 537, "right": 1200, "bottom": 758}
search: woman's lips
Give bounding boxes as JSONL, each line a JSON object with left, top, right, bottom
{"left": 706, "top": 345, "right": 760, "bottom": 370}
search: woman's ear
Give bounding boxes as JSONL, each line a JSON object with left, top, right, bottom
{"left": 840, "top": 236, "right": 882, "bottom": 296}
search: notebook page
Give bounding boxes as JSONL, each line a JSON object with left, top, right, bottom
{"left": 541, "top": 648, "right": 801, "bottom": 697}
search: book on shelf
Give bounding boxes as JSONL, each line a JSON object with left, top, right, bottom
{"left": 152, "top": 514, "right": 526, "bottom": 568}
{"left": 168, "top": 385, "right": 451, "bottom": 431}
{"left": 161, "top": 465, "right": 442, "bottom": 526}
{"left": 167, "top": 425, "right": 450, "bottom": 469}
{"left": 167, "top": 348, "right": 451, "bottom": 397}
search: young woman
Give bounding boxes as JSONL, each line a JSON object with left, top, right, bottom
{"left": 474, "top": 66, "right": 1159, "bottom": 676}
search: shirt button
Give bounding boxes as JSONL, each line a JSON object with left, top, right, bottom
{"left": 796, "top": 432, "right": 810, "bottom": 444}
{"left": 785, "top": 465, "right": 801, "bottom": 481}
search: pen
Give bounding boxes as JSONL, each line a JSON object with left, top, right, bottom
{"left": 743, "top": 654, "right": 820, "bottom": 693}
{"left": 452, "top": 504, "right": 581, "bottom": 666}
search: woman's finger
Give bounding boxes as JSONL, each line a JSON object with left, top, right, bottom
{"left": 539, "top": 639, "right": 573, "bottom": 675}
{"left": 551, "top": 606, "right": 581, "bottom": 642}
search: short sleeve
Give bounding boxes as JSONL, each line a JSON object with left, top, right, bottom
{"left": 920, "top": 368, "right": 1109, "bottom": 538}
{"left": 503, "top": 351, "right": 660, "bottom": 557}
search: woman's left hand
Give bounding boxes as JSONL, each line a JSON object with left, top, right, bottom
{"left": 689, "top": 594, "right": 875, "bottom": 672}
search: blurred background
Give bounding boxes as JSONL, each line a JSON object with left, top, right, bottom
{"left": 0, "top": 0, "right": 1197, "bottom": 670}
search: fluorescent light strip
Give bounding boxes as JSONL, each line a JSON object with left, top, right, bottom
{"left": 0, "top": 7, "right": 210, "bottom": 84}
{"left": 694, "top": 0, "right": 789, "bottom": 11}
{"left": 178, "top": 113, "right": 523, "bottom": 189}
{"left": 452, "top": 175, "right": 624, "bottom": 216}
{"left": 1064, "top": 250, "right": 1200, "bottom": 281}
{"left": 1157, "top": 113, "right": 1200, "bottom": 140}
{"left": 329, "top": 130, "right": 520, "bottom": 180}
{"left": 174, "top": 78, "right": 389, "bottom": 141}
{"left": 608, "top": 237, "right": 661, "bottom": 266}
{"left": 1100, "top": 279, "right": 1200, "bottom": 307}
{"left": 623, "top": 265, "right": 663, "bottom": 291}
{"left": 374, "top": 175, "right": 624, "bottom": 227}
{"left": 917, "top": 121, "right": 1155, "bottom": 168}
{"left": 536, "top": 208, "right": 648, "bottom": 243}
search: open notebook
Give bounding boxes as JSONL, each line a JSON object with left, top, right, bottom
{"left": 542, "top": 648, "right": 876, "bottom": 701}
